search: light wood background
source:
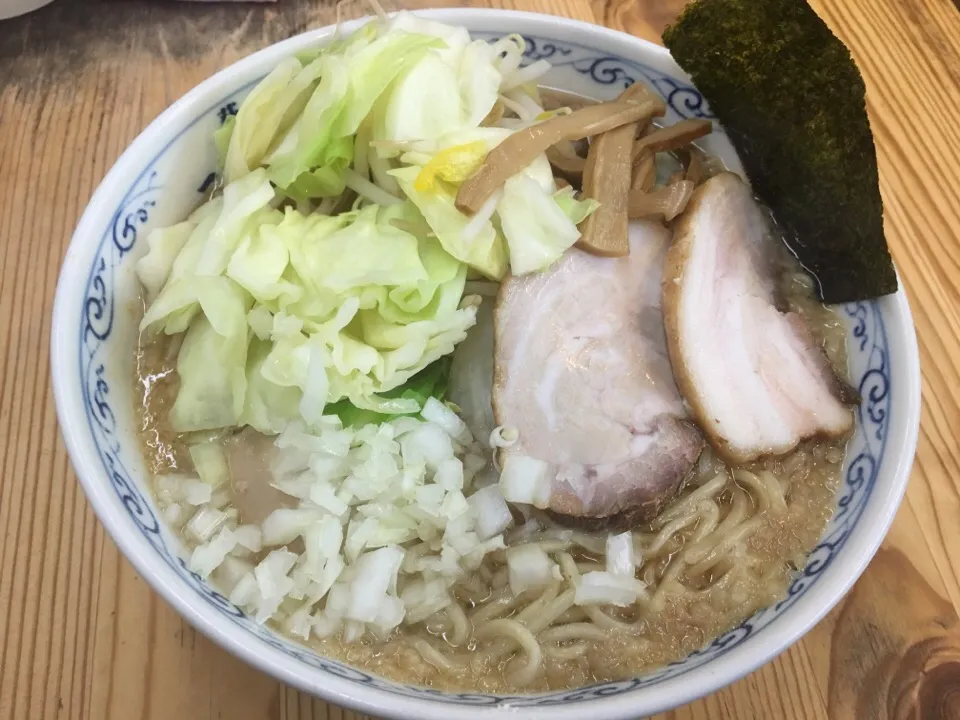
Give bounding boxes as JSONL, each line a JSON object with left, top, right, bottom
{"left": 2, "top": 0, "right": 960, "bottom": 717}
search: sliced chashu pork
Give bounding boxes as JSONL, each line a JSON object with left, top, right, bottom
{"left": 494, "top": 221, "right": 703, "bottom": 529}
{"left": 662, "top": 172, "right": 855, "bottom": 463}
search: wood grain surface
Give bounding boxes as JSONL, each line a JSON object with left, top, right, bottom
{"left": 1, "top": 0, "right": 960, "bottom": 718}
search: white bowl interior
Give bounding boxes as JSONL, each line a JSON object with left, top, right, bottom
{"left": 52, "top": 10, "right": 922, "bottom": 720}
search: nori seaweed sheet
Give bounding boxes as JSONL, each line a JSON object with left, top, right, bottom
{"left": 663, "top": 0, "right": 897, "bottom": 303}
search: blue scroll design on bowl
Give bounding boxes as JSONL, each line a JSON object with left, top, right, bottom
{"left": 76, "top": 33, "right": 889, "bottom": 707}
{"left": 491, "top": 33, "right": 715, "bottom": 120}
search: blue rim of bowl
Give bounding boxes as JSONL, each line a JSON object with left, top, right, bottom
{"left": 54, "top": 11, "right": 918, "bottom": 718}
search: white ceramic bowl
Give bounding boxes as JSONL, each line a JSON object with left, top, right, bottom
{"left": 51, "top": 9, "right": 922, "bottom": 719}
{"left": 0, "top": 0, "right": 54, "bottom": 21}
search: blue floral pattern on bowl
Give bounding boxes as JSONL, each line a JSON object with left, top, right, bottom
{"left": 77, "top": 33, "right": 890, "bottom": 707}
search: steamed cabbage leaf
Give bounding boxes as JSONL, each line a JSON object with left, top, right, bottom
{"left": 553, "top": 185, "right": 601, "bottom": 224}
{"left": 136, "top": 221, "right": 193, "bottom": 302}
{"left": 140, "top": 171, "right": 279, "bottom": 335}
{"left": 391, "top": 166, "right": 508, "bottom": 280}
{"left": 170, "top": 277, "right": 252, "bottom": 432}
{"left": 143, "top": 183, "right": 475, "bottom": 434}
{"left": 267, "top": 32, "right": 442, "bottom": 192}
{"left": 326, "top": 356, "right": 452, "bottom": 428}
{"left": 497, "top": 174, "right": 583, "bottom": 275}
{"left": 222, "top": 57, "right": 308, "bottom": 184}
{"left": 373, "top": 14, "right": 500, "bottom": 143}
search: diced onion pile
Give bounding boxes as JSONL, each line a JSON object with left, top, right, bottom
{"left": 153, "top": 401, "right": 516, "bottom": 641}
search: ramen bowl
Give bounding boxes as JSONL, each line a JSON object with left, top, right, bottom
{"left": 51, "top": 9, "right": 921, "bottom": 719}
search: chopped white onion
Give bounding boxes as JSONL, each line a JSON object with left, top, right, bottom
{"left": 164, "top": 404, "right": 509, "bottom": 643}
{"left": 574, "top": 572, "right": 647, "bottom": 607}
{"left": 401, "top": 577, "right": 452, "bottom": 623}
{"left": 606, "top": 532, "right": 636, "bottom": 576}
{"left": 433, "top": 457, "right": 464, "bottom": 492}
{"left": 232, "top": 524, "right": 263, "bottom": 554}
{"left": 499, "top": 454, "right": 551, "bottom": 509}
{"left": 228, "top": 572, "right": 259, "bottom": 608}
{"left": 186, "top": 507, "right": 228, "bottom": 543}
{"left": 253, "top": 549, "right": 298, "bottom": 623}
{"left": 401, "top": 424, "right": 455, "bottom": 471}
{"left": 162, "top": 503, "right": 185, "bottom": 527}
{"left": 182, "top": 478, "right": 213, "bottom": 506}
{"left": 188, "top": 441, "right": 229, "bottom": 488}
{"left": 189, "top": 527, "right": 238, "bottom": 578}
{"left": 468, "top": 484, "right": 513, "bottom": 541}
{"left": 421, "top": 397, "right": 473, "bottom": 445}
{"left": 214, "top": 556, "right": 254, "bottom": 594}
{"left": 346, "top": 546, "right": 404, "bottom": 623}
{"left": 507, "top": 544, "right": 560, "bottom": 596}
{"left": 261, "top": 507, "right": 324, "bottom": 546}
{"left": 373, "top": 594, "right": 406, "bottom": 633}
{"left": 284, "top": 605, "right": 315, "bottom": 640}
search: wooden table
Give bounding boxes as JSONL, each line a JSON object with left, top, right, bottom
{"left": 2, "top": 0, "right": 960, "bottom": 717}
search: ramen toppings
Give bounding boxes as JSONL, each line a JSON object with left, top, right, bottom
{"left": 132, "top": 8, "right": 867, "bottom": 694}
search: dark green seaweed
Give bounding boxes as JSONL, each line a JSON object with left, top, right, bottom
{"left": 663, "top": 0, "right": 897, "bottom": 303}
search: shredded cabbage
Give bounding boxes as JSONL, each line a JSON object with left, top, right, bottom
{"left": 497, "top": 173, "right": 581, "bottom": 276}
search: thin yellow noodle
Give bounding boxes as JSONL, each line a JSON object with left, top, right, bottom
{"left": 570, "top": 532, "right": 606, "bottom": 554}
{"left": 544, "top": 642, "right": 590, "bottom": 661}
{"left": 412, "top": 638, "right": 467, "bottom": 672}
{"left": 554, "top": 607, "right": 588, "bottom": 624}
{"left": 453, "top": 584, "right": 489, "bottom": 605}
{"left": 458, "top": 572, "right": 488, "bottom": 596}
{"left": 491, "top": 587, "right": 577, "bottom": 659}
{"left": 645, "top": 511, "right": 700, "bottom": 555}
{"left": 474, "top": 619, "right": 542, "bottom": 686}
{"left": 539, "top": 623, "right": 609, "bottom": 643}
{"left": 656, "top": 472, "right": 727, "bottom": 525}
{"left": 582, "top": 605, "right": 644, "bottom": 633}
{"left": 445, "top": 601, "right": 471, "bottom": 646}
{"left": 526, "top": 588, "right": 577, "bottom": 634}
{"left": 536, "top": 540, "right": 574, "bottom": 553}
{"left": 426, "top": 614, "right": 451, "bottom": 637}
{"left": 650, "top": 555, "right": 686, "bottom": 611}
{"left": 686, "top": 518, "right": 764, "bottom": 578}
{"left": 559, "top": 552, "right": 580, "bottom": 583}
{"left": 683, "top": 489, "right": 750, "bottom": 563}
{"left": 469, "top": 586, "right": 517, "bottom": 624}
{"left": 733, "top": 469, "right": 774, "bottom": 514}
{"left": 686, "top": 562, "right": 741, "bottom": 597}
{"left": 760, "top": 470, "right": 788, "bottom": 514}
{"left": 688, "top": 500, "right": 721, "bottom": 544}
{"left": 514, "top": 583, "right": 562, "bottom": 625}
{"left": 576, "top": 561, "right": 605, "bottom": 574}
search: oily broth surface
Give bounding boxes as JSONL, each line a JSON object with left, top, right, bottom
{"left": 134, "top": 88, "right": 851, "bottom": 691}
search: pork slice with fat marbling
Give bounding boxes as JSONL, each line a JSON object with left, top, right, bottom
{"left": 493, "top": 221, "right": 703, "bottom": 530}
{"left": 662, "top": 172, "right": 855, "bottom": 464}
